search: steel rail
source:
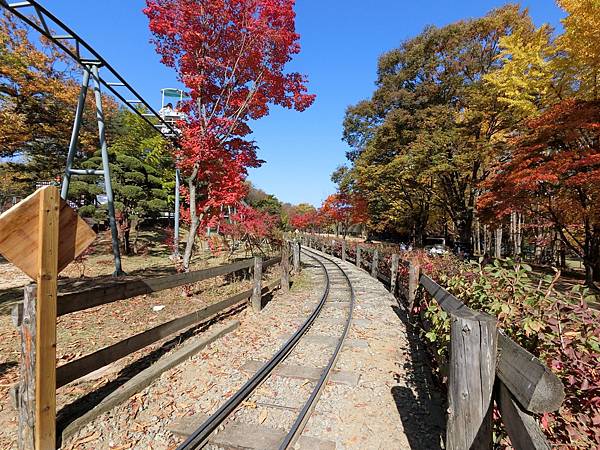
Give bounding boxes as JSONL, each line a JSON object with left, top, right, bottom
{"left": 278, "top": 247, "right": 355, "bottom": 449}
{"left": 0, "top": 0, "right": 179, "bottom": 143}
{"left": 176, "top": 250, "right": 332, "bottom": 449}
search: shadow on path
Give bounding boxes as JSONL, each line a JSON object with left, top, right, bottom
{"left": 390, "top": 301, "right": 446, "bottom": 450}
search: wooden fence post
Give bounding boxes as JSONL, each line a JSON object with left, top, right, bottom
{"left": 321, "top": 240, "right": 325, "bottom": 253}
{"left": 293, "top": 241, "right": 300, "bottom": 273}
{"left": 17, "top": 285, "right": 36, "bottom": 450}
{"left": 341, "top": 241, "right": 346, "bottom": 262}
{"left": 408, "top": 261, "right": 420, "bottom": 312}
{"left": 356, "top": 246, "right": 362, "bottom": 269}
{"left": 35, "top": 186, "right": 59, "bottom": 450}
{"left": 390, "top": 254, "right": 399, "bottom": 295}
{"left": 371, "top": 249, "right": 379, "bottom": 278}
{"left": 281, "top": 242, "right": 290, "bottom": 293}
{"left": 446, "top": 312, "right": 497, "bottom": 450}
{"left": 252, "top": 256, "right": 262, "bottom": 312}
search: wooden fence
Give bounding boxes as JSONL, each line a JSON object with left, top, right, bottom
{"left": 302, "top": 234, "right": 564, "bottom": 450}
{"left": 12, "top": 241, "right": 300, "bottom": 449}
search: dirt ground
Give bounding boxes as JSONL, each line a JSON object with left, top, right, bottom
{"left": 0, "top": 228, "right": 278, "bottom": 449}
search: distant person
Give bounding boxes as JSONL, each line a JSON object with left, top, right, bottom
{"left": 175, "top": 101, "right": 187, "bottom": 118}
{"left": 159, "top": 102, "right": 174, "bottom": 117}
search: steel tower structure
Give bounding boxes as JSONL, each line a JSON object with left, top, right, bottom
{"left": 0, "top": 0, "right": 181, "bottom": 275}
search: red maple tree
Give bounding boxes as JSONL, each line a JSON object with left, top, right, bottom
{"left": 145, "top": 0, "right": 315, "bottom": 269}
{"left": 290, "top": 210, "right": 322, "bottom": 232}
{"left": 220, "top": 204, "right": 278, "bottom": 255}
{"left": 320, "top": 193, "right": 369, "bottom": 237}
{"left": 478, "top": 99, "right": 600, "bottom": 285}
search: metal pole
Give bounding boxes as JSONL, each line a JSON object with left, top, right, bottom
{"left": 61, "top": 68, "right": 91, "bottom": 199}
{"left": 90, "top": 64, "right": 123, "bottom": 276}
{"left": 173, "top": 168, "right": 180, "bottom": 257}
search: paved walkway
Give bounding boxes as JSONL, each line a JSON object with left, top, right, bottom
{"left": 62, "top": 250, "right": 445, "bottom": 449}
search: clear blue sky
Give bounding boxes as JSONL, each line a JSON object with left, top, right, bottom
{"left": 42, "top": 1, "right": 565, "bottom": 206}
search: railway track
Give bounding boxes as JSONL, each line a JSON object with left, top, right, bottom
{"left": 177, "top": 247, "right": 355, "bottom": 449}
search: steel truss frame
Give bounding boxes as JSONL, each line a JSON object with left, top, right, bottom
{"left": 0, "top": 0, "right": 182, "bottom": 274}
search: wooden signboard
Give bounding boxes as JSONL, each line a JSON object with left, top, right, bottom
{"left": 0, "top": 187, "right": 95, "bottom": 280}
{"left": 0, "top": 186, "right": 95, "bottom": 450}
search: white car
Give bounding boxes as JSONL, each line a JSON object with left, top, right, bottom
{"left": 425, "top": 244, "right": 449, "bottom": 256}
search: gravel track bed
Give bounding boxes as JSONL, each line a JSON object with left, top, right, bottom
{"left": 61, "top": 258, "right": 325, "bottom": 449}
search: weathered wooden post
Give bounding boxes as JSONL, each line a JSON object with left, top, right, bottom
{"left": 321, "top": 240, "right": 325, "bottom": 253}
{"left": 252, "top": 256, "right": 263, "bottom": 312}
{"left": 371, "top": 249, "right": 379, "bottom": 278}
{"left": 407, "top": 261, "right": 420, "bottom": 312}
{"left": 356, "top": 246, "right": 362, "bottom": 269}
{"left": 17, "top": 285, "right": 36, "bottom": 449}
{"left": 281, "top": 242, "right": 290, "bottom": 293}
{"left": 341, "top": 241, "right": 346, "bottom": 262}
{"left": 390, "top": 254, "right": 399, "bottom": 294}
{"left": 446, "top": 310, "right": 497, "bottom": 450}
{"left": 293, "top": 241, "right": 301, "bottom": 273}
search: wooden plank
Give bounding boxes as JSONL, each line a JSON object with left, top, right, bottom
{"left": 390, "top": 254, "right": 399, "bottom": 295}
{"left": 36, "top": 186, "right": 59, "bottom": 450}
{"left": 252, "top": 257, "right": 262, "bottom": 312}
{"left": 0, "top": 188, "right": 95, "bottom": 280}
{"left": 377, "top": 273, "right": 391, "bottom": 284}
{"left": 56, "top": 288, "right": 252, "bottom": 388}
{"left": 446, "top": 309, "right": 497, "bottom": 450}
{"left": 371, "top": 249, "right": 379, "bottom": 278}
{"left": 278, "top": 333, "right": 369, "bottom": 349}
{"left": 60, "top": 321, "right": 239, "bottom": 444}
{"left": 281, "top": 243, "right": 290, "bottom": 293}
{"left": 17, "top": 285, "right": 36, "bottom": 450}
{"left": 496, "top": 331, "right": 564, "bottom": 413}
{"left": 293, "top": 242, "right": 300, "bottom": 273}
{"left": 170, "top": 415, "right": 335, "bottom": 449}
{"left": 398, "top": 284, "right": 408, "bottom": 300}
{"left": 241, "top": 360, "right": 360, "bottom": 386}
{"left": 420, "top": 274, "right": 486, "bottom": 320}
{"left": 408, "top": 261, "right": 420, "bottom": 312}
{"left": 497, "top": 381, "right": 551, "bottom": 450}
{"left": 57, "top": 258, "right": 254, "bottom": 316}
{"left": 262, "top": 256, "right": 281, "bottom": 270}
{"left": 341, "top": 241, "right": 346, "bottom": 261}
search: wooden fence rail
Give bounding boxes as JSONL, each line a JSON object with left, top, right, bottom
{"left": 14, "top": 246, "right": 292, "bottom": 449}
{"left": 302, "top": 233, "right": 564, "bottom": 450}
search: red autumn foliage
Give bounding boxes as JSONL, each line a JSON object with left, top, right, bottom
{"left": 220, "top": 204, "right": 278, "bottom": 254}
{"left": 290, "top": 210, "right": 322, "bottom": 231}
{"left": 478, "top": 99, "right": 600, "bottom": 284}
{"left": 320, "top": 193, "right": 369, "bottom": 235}
{"left": 144, "top": 0, "right": 314, "bottom": 269}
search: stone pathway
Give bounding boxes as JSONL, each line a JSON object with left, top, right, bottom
{"left": 61, "top": 249, "right": 445, "bottom": 449}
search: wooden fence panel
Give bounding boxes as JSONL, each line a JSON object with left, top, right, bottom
{"left": 58, "top": 258, "right": 255, "bottom": 316}
{"left": 56, "top": 288, "right": 253, "bottom": 388}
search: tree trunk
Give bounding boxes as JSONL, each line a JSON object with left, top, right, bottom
{"left": 495, "top": 226, "right": 503, "bottom": 259}
{"left": 182, "top": 167, "right": 200, "bottom": 272}
{"left": 123, "top": 228, "right": 131, "bottom": 256}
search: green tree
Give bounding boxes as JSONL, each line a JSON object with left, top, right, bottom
{"left": 343, "top": 5, "right": 534, "bottom": 250}
{"left": 75, "top": 109, "right": 172, "bottom": 254}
